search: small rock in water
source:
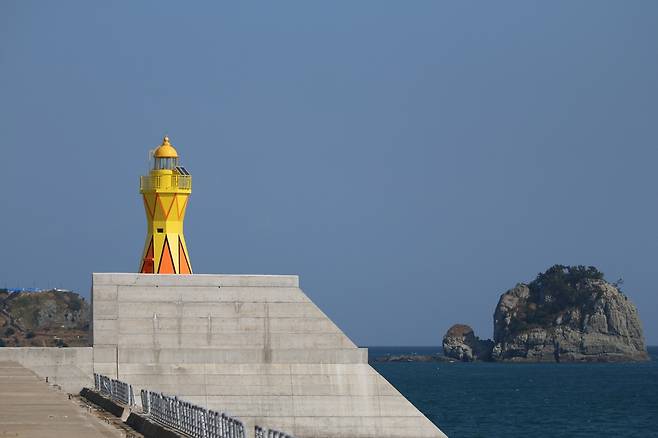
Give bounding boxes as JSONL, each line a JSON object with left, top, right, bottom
{"left": 442, "top": 324, "right": 493, "bottom": 362}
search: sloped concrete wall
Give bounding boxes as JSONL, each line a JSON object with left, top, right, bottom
{"left": 0, "top": 347, "right": 93, "bottom": 392}
{"left": 92, "top": 273, "right": 447, "bottom": 438}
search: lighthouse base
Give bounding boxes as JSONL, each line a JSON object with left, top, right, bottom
{"left": 91, "top": 273, "right": 447, "bottom": 438}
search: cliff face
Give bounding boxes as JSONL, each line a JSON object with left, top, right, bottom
{"left": 492, "top": 278, "right": 648, "bottom": 362}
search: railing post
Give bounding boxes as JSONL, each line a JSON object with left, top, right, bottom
{"left": 175, "top": 397, "right": 181, "bottom": 431}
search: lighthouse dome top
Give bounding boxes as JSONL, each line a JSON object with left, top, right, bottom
{"left": 153, "top": 136, "right": 179, "bottom": 158}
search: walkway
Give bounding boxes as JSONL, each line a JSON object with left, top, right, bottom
{"left": 0, "top": 361, "right": 125, "bottom": 438}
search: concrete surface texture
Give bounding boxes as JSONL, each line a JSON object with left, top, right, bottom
{"left": 0, "top": 360, "right": 124, "bottom": 438}
{"left": 92, "top": 273, "right": 448, "bottom": 438}
{"left": 0, "top": 347, "right": 93, "bottom": 393}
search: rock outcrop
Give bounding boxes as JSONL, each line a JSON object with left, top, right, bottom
{"left": 492, "top": 278, "right": 648, "bottom": 362}
{"left": 372, "top": 354, "right": 456, "bottom": 363}
{"left": 443, "top": 265, "right": 649, "bottom": 363}
{"left": 442, "top": 324, "right": 493, "bottom": 362}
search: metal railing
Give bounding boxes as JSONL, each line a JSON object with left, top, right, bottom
{"left": 140, "top": 174, "right": 192, "bottom": 192}
{"left": 90, "top": 374, "right": 296, "bottom": 438}
{"left": 141, "top": 390, "right": 247, "bottom": 438}
{"left": 94, "top": 373, "right": 135, "bottom": 406}
{"left": 254, "top": 426, "right": 296, "bottom": 438}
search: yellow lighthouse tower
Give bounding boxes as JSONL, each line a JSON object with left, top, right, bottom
{"left": 139, "top": 136, "right": 193, "bottom": 274}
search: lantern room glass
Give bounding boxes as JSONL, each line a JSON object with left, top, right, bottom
{"left": 154, "top": 157, "right": 179, "bottom": 170}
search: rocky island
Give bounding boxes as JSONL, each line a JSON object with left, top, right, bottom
{"left": 444, "top": 265, "right": 649, "bottom": 362}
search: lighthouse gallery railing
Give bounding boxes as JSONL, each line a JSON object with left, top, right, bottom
{"left": 140, "top": 174, "right": 192, "bottom": 191}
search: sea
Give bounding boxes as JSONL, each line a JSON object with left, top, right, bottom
{"left": 368, "top": 346, "right": 658, "bottom": 438}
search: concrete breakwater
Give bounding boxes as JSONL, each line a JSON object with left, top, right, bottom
{"left": 0, "top": 347, "right": 92, "bottom": 392}
{"left": 1, "top": 273, "right": 448, "bottom": 438}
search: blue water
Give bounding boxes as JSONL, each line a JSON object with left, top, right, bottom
{"left": 369, "top": 346, "right": 658, "bottom": 438}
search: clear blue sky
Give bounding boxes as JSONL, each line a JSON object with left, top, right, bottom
{"left": 1, "top": 1, "right": 657, "bottom": 345}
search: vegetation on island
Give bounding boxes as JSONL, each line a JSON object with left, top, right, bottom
{"left": 508, "top": 265, "right": 605, "bottom": 333}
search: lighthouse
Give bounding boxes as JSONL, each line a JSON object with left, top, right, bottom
{"left": 138, "top": 136, "right": 192, "bottom": 274}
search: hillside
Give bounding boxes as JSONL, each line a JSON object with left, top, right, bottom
{"left": 0, "top": 289, "right": 90, "bottom": 347}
